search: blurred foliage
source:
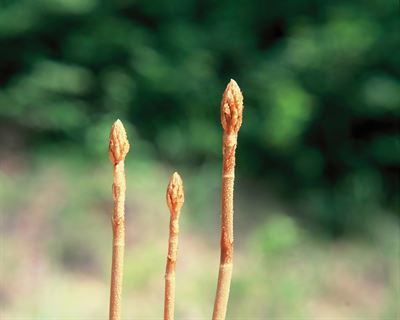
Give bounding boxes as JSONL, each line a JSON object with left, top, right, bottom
{"left": 0, "top": 0, "right": 399, "bottom": 234}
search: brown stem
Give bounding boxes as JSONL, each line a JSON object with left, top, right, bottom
{"left": 164, "top": 172, "right": 184, "bottom": 320}
{"left": 212, "top": 80, "right": 243, "bottom": 320}
{"left": 108, "top": 120, "right": 130, "bottom": 320}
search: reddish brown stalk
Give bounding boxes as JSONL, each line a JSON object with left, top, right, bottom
{"left": 108, "top": 119, "right": 130, "bottom": 320}
{"left": 164, "top": 172, "right": 184, "bottom": 320}
{"left": 212, "top": 79, "right": 244, "bottom": 320}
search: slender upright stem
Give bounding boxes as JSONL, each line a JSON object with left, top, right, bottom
{"left": 212, "top": 80, "right": 243, "bottom": 320}
{"left": 109, "top": 120, "right": 130, "bottom": 320}
{"left": 164, "top": 172, "right": 184, "bottom": 320}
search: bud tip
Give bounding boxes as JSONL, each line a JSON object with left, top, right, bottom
{"left": 167, "top": 171, "right": 184, "bottom": 214}
{"left": 109, "top": 119, "right": 130, "bottom": 165}
{"left": 221, "top": 79, "right": 244, "bottom": 134}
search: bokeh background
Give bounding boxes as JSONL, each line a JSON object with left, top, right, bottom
{"left": 0, "top": 0, "right": 399, "bottom": 319}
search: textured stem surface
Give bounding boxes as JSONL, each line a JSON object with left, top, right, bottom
{"left": 164, "top": 217, "right": 179, "bottom": 320}
{"left": 108, "top": 120, "right": 129, "bottom": 320}
{"left": 213, "top": 80, "right": 243, "bottom": 320}
{"left": 164, "top": 172, "right": 184, "bottom": 320}
{"left": 213, "top": 134, "right": 237, "bottom": 320}
{"left": 109, "top": 162, "right": 126, "bottom": 320}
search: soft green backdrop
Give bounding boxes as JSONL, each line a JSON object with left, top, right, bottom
{"left": 0, "top": 1, "right": 399, "bottom": 319}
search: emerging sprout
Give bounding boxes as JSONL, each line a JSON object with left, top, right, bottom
{"left": 109, "top": 119, "right": 130, "bottom": 165}
{"left": 221, "top": 79, "right": 244, "bottom": 135}
{"left": 166, "top": 172, "right": 184, "bottom": 215}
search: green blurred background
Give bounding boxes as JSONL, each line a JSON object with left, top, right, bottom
{"left": 0, "top": 0, "right": 399, "bottom": 319}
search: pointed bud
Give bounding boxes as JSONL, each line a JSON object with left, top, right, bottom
{"left": 221, "top": 79, "right": 244, "bottom": 135}
{"left": 166, "top": 172, "right": 184, "bottom": 214}
{"left": 109, "top": 119, "right": 130, "bottom": 165}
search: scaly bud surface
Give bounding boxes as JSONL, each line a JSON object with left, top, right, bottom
{"left": 166, "top": 172, "right": 184, "bottom": 215}
{"left": 109, "top": 119, "right": 130, "bottom": 165}
{"left": 221, "top": 79, "right": 244, "bottom": 135}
